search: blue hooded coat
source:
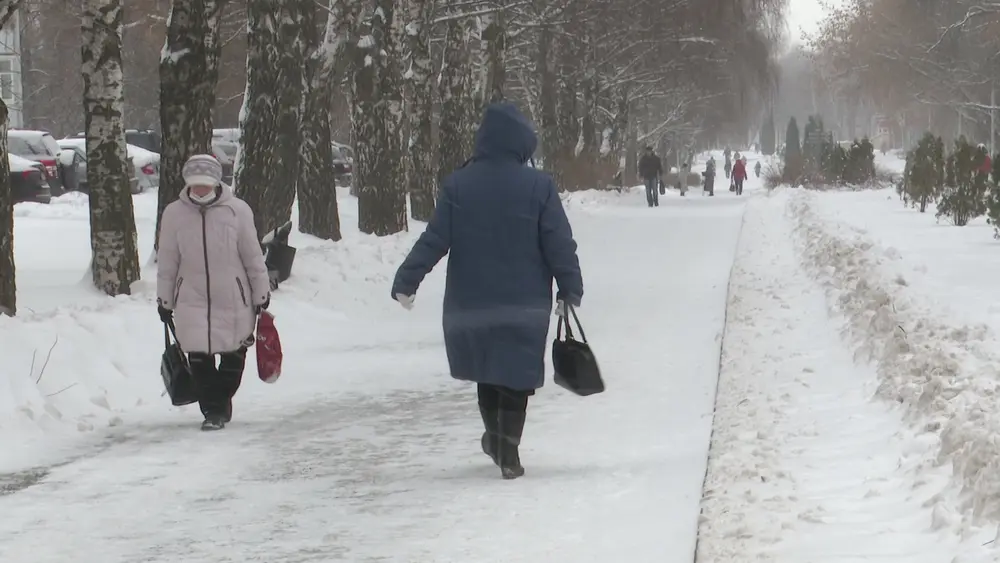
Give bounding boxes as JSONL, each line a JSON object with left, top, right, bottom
{"left": 391, "top": 102, "right": 584, "bottom": 391}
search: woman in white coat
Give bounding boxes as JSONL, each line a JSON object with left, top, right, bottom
{"left": 156, "top": 154, "right": 270, "bottom": 430}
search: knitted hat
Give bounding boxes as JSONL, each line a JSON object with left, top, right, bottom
{"left": 182, "top": 154, "right": 223, "bottom": 188}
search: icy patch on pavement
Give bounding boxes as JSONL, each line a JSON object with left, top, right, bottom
{"left": 697, "top": 192, "right": 996, "bottom": 561}
{"left": 789, "top": 188, "right": 1000, "bottom": 533}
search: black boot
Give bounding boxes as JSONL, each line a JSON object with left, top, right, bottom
{"left": 479, "top": 405, "right": 500, "bottom": 466}
{"left": 201, "top": 415, "right": 225, "bottom": 431}
{"left": 498, "top": 409, "right": 527, "bottom": 479}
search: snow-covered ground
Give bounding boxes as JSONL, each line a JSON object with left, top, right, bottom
{"left": 1, "top": 179, "right": 744, "bottom": 561}
{"left": 8, "top": 149, "right": 1000, "bottom": 561}
{"left": 697, "top": 189, "right": 996, "bottom": 562}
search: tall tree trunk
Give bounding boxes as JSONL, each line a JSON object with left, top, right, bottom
{"left": 552, "top": 34, "right": 579, "bottom": 189}
{"left": 297, "top": 0, "right": 344, "bottom": 241}
{"left": 0, "top": 98, "right": 13, "bottom": 316}
{"left": 437, "top": 18, "right": 469, "bottom": 181}
{"left": 538, "top": 26, "right": 556, "bottom": 167}
{"left": 352, "top": 0, "right": 406, "bottom": 236}
{"left": 82, "top": 0, "right": 140, "bottom": 296}
{"left": 236, "top": 0, "right": 307, "bottom": 239}
{"left": 156, "top": 0, "right": 226, "bottom": 250}
{"left": 478, "top": 12, "right": 506, "bottom": 105}
{"left": 0, "top": 1, "right": 21, "bottom": 316}
{"left": 405, "top": 0, "right": 435, "bottom": 222}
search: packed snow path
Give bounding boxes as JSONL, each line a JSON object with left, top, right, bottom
{"left": 0, "top": 190, "right": 744, "bottom": 562}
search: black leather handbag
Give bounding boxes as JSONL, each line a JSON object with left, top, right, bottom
{"left": 552, "top": 306, "right": 605, "bottom": 396}
{"left": 160, "top": 320, "right": 198, "bottom": 406}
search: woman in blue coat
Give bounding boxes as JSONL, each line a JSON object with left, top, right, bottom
{"left": 391, "top": 102, "right": 584, "bottom": 479}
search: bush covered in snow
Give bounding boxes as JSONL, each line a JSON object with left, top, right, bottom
{"left": 901, "top": 132, "right": 945, "bottom": 213}
{"left": 937, "top": 137, "right": 988, "bottom": 226}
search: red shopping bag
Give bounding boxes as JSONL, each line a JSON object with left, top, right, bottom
{"left": 256, "top": 311, "right": 283, "bottom": 383}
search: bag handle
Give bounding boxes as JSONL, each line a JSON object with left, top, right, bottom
{"left": 163, "top": 319, "right": 185, "bottom": 354}
{"left": 556, "top": 305, "right": 587, "bottom": 343}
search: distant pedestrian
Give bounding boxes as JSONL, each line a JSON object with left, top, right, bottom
{"left": 638, "top": 146, "right": 663, "bottom": 207}
{"left": 732, "top": 157, "right": 748, "bottom": 195}
{"left": 703, "top": 157, "right": 716, "bottom": 196}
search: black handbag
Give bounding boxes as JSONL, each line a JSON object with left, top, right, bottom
{"left": 552, "top": 306, "right": 605, "bottom": 396}
{"left": 658, "top": 178, "right": 665, "bottom": 195}
{"left": 160, "top": 320, "right": 198, "bottom": 406}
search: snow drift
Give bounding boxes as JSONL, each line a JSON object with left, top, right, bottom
{"left": 0, "top": 188, "right": 427, "bottom": 473}
{"left": 789, "top": 188, "right": 1000, "bottom": 523}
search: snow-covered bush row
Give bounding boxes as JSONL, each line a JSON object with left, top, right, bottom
{"left": 788, "top": 188, "right": 1000, "bottom": 522}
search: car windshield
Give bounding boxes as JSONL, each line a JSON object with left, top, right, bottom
{"left": 9, "top": 135, "right": 52, "bottom": 156}
{"left": 331, "top": 146, "right": 345, "bottom": 160}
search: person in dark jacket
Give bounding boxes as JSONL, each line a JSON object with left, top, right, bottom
{"left": 391, "top": 102, "right": 584, "bottom": 480}
{"left": 637, "top": 146, "right": 663, "bottom": 207}
{"left": 703, "top": 156, "right": 716, "bottom": 196}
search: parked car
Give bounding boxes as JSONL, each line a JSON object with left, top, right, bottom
{"left": 55, "top": 139, "right": 88, "bottom": 192}
{"left": 211, "top": 142, "right": 235, "bottom": 184}
{"left": 124, "top": 129, "right": 161, "bottom": 153}
{"left": 10, "top": 153, "right": 51, "bottom": 204}
{"left": 8, "top": 130, "right": 68, "bottom": 195}
{"left": 127, "top": 144, "right": 160, "bottom": 191}
{"left": 332, "top": 142, "right": 353, "bottom": 187}
{"left": 57, "top": 137, "right": 144, "bottom": 194}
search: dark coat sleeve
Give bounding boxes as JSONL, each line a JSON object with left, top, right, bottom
{"left": 538, "top": 178, "right": 583, "bottom": 306}
{"left": 391, "top": 183, "right": 454, "bottom": 298}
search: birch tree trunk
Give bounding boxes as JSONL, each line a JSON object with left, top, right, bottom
{"left": 82, "top": 0, "right": 140, "bottom": 296}
{"left": 236, "top": 0, "right": 308, "bottom": 239}
{"left": 404, "top": 0, "right": 435, "bottom": 222}
{"left": 0, "top": 1, "right": 20, "bottom": 315}
{"left": 156, "top": 0, "right": 226, "bottom": 249}
{"left": 297, "top": 0, "right": 342, "bottom": 241}
{"left": 352, "top": 0, "right": 406, "bottom": 236}
{"left": 437, "top": 19, "right": 470, "bottom": 181}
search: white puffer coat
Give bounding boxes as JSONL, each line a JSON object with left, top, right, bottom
{"left": 156, "top": 184, "right": 270, "bottom": 354}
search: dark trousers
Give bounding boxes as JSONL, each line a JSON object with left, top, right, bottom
{"left": 704, "top": 174, "right": 715, "bottom": 195}
{"left": 189, "top": 348, "right": 247, "bottom": 418}
{"left": 477, "top": 383, "right": 532, "bottom": 413}
{"left": 735, "top": 177, "right": 744, "bottom": 195}
{"left": 644, "top": 177, "right": 659, "bottom": 207}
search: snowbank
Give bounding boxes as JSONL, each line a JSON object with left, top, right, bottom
{"left": 697, "top": 191, "right": 995, "bottom": 561}
{"left": 789, "top": 187, "right": 1000, "bottom": 525}
{"left": 0, "top": 189, "right": 427, "bottom": 473}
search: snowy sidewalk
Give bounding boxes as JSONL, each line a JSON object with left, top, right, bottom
{"left": 696, "top": 193, "right": 996, "bottom": 562}
{"left": 0, "top": 188, "right": 744, "bottom": 563}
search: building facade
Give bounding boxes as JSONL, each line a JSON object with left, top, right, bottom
{"left": 0, "top": 10, "right": 23, "bottom": 128}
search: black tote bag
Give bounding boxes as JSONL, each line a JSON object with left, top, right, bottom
{"left": 551, "top": 306, "right": 605, "bottom": 396}
{"left": 161, "top": 320, "right": 198, "bottom": 406}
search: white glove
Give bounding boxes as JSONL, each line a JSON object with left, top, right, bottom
{"left": 554, "top": 300, "right": 570, "bottom": 317}
{"left": 395, "top": 294, "right": 415, "bottom": 310}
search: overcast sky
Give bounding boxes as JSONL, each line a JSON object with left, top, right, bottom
{"left": 786, "top": 0, "right": 838, "bottom": 44}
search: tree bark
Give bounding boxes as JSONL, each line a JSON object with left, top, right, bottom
{"left": 156, "top": 0, "right": 226, "bottom": 249}
{"left": 478, "top": 12, "right": 506, "bottom": 106}
{"left": 437, "top": 18, "right": 470, "bottom": 182}
{"left": 0, "top": 98, "right": 13, "bottom": 316}
{"left": 236, "top": 0, "right": 307, "bottom": 239}
{"left": 0, "top": 1, "right": 21, "bottom": 315}
{"left": 297, "top": 0, "right": 342, "bottom": 241}
{"left": 352, "top": 0, "right": 406, "bottom": 236}
{"left": 82, "top": 0, "right": 140, "bottom": 296}
{"left": 404, "top": 0, "right": 435, "bottom": 222}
